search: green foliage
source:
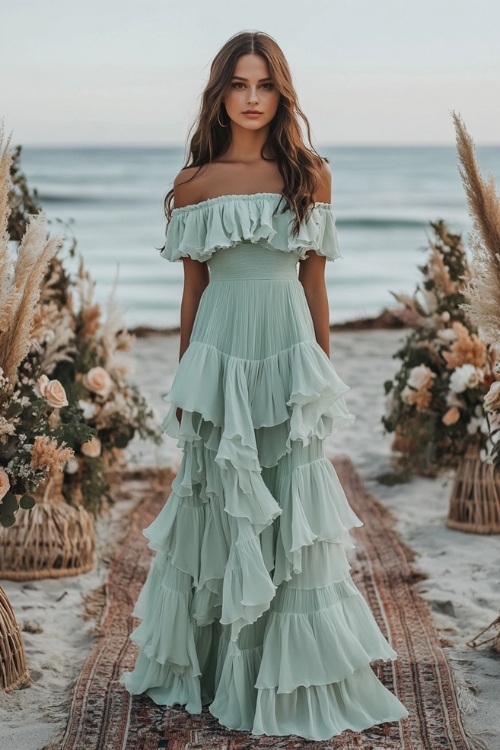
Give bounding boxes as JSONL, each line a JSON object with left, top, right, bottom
{"left": 7, "top": 145, "right": 41, "bottom": 241}
{"left": 19, "top": 494, "right": 35, "bottom": 509}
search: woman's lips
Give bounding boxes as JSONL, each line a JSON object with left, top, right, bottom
{"left": 243, "top": 112, "right": 262, "bottom": 117}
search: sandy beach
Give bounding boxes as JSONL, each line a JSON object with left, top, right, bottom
{"left": 1, "top": 326, "right": 499, "bottom": 750}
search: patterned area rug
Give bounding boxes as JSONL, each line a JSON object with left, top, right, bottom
{"left": 57, "top": 457, "right": 479, "bottom": 750}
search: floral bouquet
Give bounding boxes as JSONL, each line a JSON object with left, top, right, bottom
{"left": 0, "top": 125, "right": 93, "bottom": 526}
{"left": 382, "top": 219, "right": 499, "bottom": 476}
{"left": 0, "top": 368, "right": 94, "bottom": 526}
{"left": 56, "top": 260, "right": 163, "bottom": 514}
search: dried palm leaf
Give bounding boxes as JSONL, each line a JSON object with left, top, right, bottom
{"left": 100, "top": 268, "right": 134, "bottom": 364}
{"left": 428, "top": 245, "right": 453, "bottom": 296}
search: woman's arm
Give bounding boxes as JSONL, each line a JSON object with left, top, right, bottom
{"left": 299, "top": 255, "right": 330, "bottom": 357}
{"left": 178, "top": 258, "right": 209, "bottom": 361}
{"left": 173, "top": 171, "right": 210, "bottom": 424}
{"left": 297, "top": 161, "right": 332, "bottom": 358}
{"left": 173, "top": 169, "right": 210, "bottom": 362}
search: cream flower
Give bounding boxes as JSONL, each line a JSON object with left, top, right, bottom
{"left": 466, "top": 415, "right": 490, "bottom": 435}
{"left": 81, "top": 435, "right": 101, "bottom": 458}
{"left": 79, "top": 399, "right": 98, "bottom": 420}
{"left": 449, "top": 364, "right": 484, "bottom": 394}
{"left": 437, "top": 328, "right": 458, "bottom": 343}
{"left": 407, "top": 364, "right": 435, "bottom": 391}
{"left": 0, "top": 468, "right": 11, "bottom": 500}
{"left": 64, "top": 458, "right": 80, "bottom": 474}
{"left": 44, "top": 379, "right": 68, "bottom": 408}
{"left": 401, "top": 385, "right": 413, "bottom": 404}
{"left": 34, "top": 374, "right": 49, "bottom": 398}
{"left": 83, "top": 367, "right": 113, "bottom": 398}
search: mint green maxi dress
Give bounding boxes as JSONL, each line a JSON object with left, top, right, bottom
{"left": 119, "top": 192, "right": 409, "bottom": 740}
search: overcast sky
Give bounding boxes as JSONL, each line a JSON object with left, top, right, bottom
{"left": 1, "top": 0, "right": 499, "bottom": 146}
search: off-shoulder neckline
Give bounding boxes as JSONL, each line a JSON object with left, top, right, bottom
{"left": 171, "top": 192, "right": 333, "bottom": 214}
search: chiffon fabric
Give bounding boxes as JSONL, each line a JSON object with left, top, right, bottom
{"left": 119, "top": 192, "right": 409, "bottom": 740}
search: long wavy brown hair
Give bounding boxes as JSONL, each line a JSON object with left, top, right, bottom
{"left": 163, "top": 30, "right": 329, "bottom": 237}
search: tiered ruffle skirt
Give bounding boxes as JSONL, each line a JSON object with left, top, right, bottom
{"left": 120, "top": 266, "right": 409, "bottom": 740}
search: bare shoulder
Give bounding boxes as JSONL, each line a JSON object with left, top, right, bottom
{"left": 173, "top": 166, "right": 208, "bottom": 209}
{"left": 314, "top": 159, "right": 332, "bottom": 204}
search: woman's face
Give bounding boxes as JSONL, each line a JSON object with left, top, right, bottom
{"left": 222, "top": 53, "right": 280, "bottom": 131}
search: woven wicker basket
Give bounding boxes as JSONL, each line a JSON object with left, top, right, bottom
{"left": 0, "top": 586, "right": 31, "bottom": 692}
{"left": 447, "top": 444, "right": 500, "bottom": 534}
{"left": 0, "top": 470, "right": 95, "bottom": 580}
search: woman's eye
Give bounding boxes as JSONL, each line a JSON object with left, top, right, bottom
{"left": 230, "top": 82, "right": 274, "bottom": 89}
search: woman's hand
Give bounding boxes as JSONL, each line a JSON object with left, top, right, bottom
{"left": 176, "top": 407, "right": 183, "bottom": 424}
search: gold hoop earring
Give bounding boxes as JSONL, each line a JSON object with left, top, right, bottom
{"left": 217, "top": 108, "right": 229, "bottom": 127}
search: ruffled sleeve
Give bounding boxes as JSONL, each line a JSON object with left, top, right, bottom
{"left": 159, "top": 194, "right": 343, "bottom": 264}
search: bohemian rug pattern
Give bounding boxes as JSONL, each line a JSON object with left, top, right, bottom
{"left": 59, "top": 457, "right": 475, "bottom": 750}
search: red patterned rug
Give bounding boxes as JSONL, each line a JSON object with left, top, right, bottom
{"left": 56, "top": 457, "right": 481, "bottom": 750}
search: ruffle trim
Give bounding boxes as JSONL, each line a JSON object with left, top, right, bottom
{"left": 161, "top": 338, "right": 356, "bottom": 468}
{"left": 160, "top": 192, "right": 342, "bottom": 263}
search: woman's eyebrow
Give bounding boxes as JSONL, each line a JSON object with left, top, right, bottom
{"left": 231, "top": 76, "right": 273, "bottom": 82}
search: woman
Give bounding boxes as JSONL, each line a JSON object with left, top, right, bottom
{"left": 120, "top": 29, "right": 409, "bottom": 741}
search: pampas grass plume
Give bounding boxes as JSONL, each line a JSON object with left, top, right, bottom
{"left": 452, "top": 110, "right": 500, "bottom": 349}
{"left": 0, "top": 125, "right": 64, "bottom": 381}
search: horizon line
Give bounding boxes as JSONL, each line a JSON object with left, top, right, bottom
{"left": 14, "top": 141, "right": 500, "bottom": 149}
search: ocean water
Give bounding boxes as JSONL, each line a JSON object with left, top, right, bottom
{"left": 16, "top": 145, "right": 500, "bottom": 329}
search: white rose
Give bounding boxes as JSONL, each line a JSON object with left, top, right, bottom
{"left": 437, "top": 328, "right": 458, "bottom": 343}
{"left": 44, "top": 379, "right": 69, "bottom": 408}
{"left": 466, "top": 416, "right": 482, "bottom": 435}
{"left": 407, "top": 364, "right": 434, "bottom": 390}
{"left": 34, "top": 374, "right": 49, "bottom": 398}
{"left": 79, "top": 399, "right": 98, "bottom": 420}
{"left": 449, "top": 364, "right": 484, "bottom": 394}
{"left": 64, "top": 458, "right": 80, "bottom": 474}
{"left": 0, "top": 468, "right": 11, "bottom": 500}
{"left": 83, "top": 367, "right": 113, "bottom": 398}
{"left": 81, "top": 435, "right": 101, "bottom": 458}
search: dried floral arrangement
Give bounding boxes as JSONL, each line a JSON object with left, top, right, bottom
{"left": 41, "top": 256, "right": 163, "bottom": 514}
{"left": 1, "top": 128, "right": 163, "bottom": 523}
{"left": 382, "top": 218, "right": 500, "bottom": 476}
{"left": 0, "top": 127, "right": 94, "bottom": 527}
{"left": 452, "top": 111, "right": 500, "bottom": 471}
